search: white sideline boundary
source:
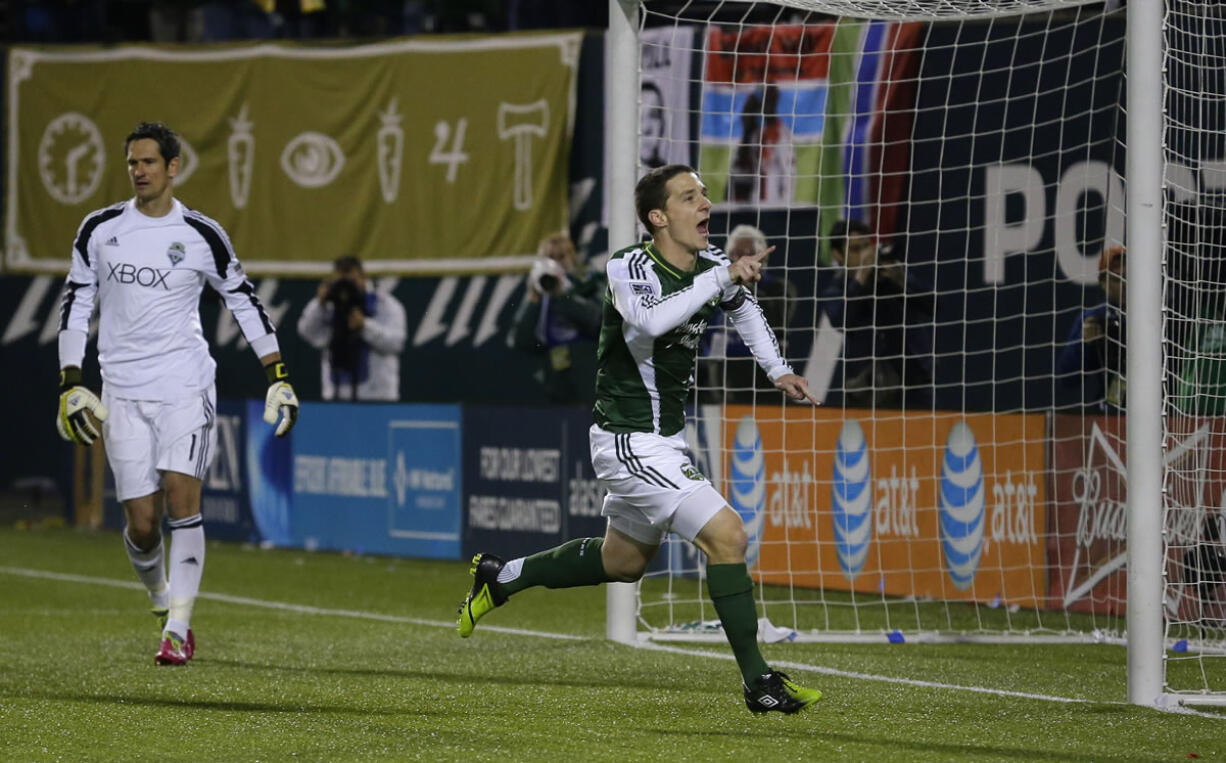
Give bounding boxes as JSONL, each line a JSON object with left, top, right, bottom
{"left": 3, "top": 565, "right": 1223, "bottom": 719}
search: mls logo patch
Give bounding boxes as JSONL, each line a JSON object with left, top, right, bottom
{"left": 166, "top": 242, "right": 185, "bottom": 266}
{"left": 631, "top": 282, "right": 655, "bottom": 297}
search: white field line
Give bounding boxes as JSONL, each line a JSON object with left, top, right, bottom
{"left": 0, "top": 565, "right": 582, "bottom": 641}
{"left": 3, "top": 565, "right": 1223, "bottom": 720}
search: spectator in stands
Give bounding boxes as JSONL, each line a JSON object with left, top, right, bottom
{"left": 510, "top": 233, "right": 605, "bottom": 404}
{"left": 297, "top": 255, "right": 407, "bottom": 401}
{"left": 1057, "top": 245, "right": 1126, "bottom": 413}
{"left": 819, "top": 218, "right": 934, "bottom": 409}
{"left": 700, "top": 224, "right": 796, "bottom": 404}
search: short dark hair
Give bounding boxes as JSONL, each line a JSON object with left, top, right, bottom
{"left": 829, "top": 218, "right": 871, "bottom": 256}
{"left": 124, "top": 122, "right": 180, "bottom": 163}
{"left": 635, "top": 164, "right": 696, "bottom": 234}
{"left": 333, "top": 254, "right": 364, "bottom": 274}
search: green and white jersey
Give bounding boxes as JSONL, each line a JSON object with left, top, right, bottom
{"left": 593, "top": 243, "right": 791, "bottom": 436}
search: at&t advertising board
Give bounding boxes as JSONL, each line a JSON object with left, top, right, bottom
{"left": 721, "top": 407, "right": 1048, "bottom": 606}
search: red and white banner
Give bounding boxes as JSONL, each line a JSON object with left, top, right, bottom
{"left": 1048, "top": 414, "right": 1226, "bottom": 620}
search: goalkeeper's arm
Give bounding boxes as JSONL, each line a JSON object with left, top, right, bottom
{"left": 260, "top": 352, "right": 299, "bottom": 437}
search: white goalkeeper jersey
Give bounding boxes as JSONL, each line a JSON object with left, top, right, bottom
{"left": 58, "top": 198, "right": 280, "bottom": 401}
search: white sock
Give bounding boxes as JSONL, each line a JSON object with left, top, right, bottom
{"left": 124, "top": 528, "right": 168, "bottom": 610}
{"left": 496, "top": 558, "right": 525, "bottom": 583}
{"left": 166, "top": 515, "right": 205, "bottom": 636}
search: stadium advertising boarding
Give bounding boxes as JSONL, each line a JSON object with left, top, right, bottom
{"left": 290, "top": 402, "right": 461, "bottom": 558}
{"left": 7, "top": 33, "right": 579, "bottom": 274}
{"left": 719, "top": 406, "right": 1048, "bottom": 606}
{"left": 1049, "top": 414, "right": 1226, "bottom": 621}
{"left": 461, "top": 405, "right": 606, "bottom": 560}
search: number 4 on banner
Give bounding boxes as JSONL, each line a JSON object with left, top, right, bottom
{"left": 429, "top": 119, "right": 468, "bottom": 183}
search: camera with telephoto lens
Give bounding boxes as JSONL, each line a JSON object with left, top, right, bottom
{"left": 325, "top": 277, "right": 366, "bottom": 384}
{"left": 528, "top": 257, "right": 569, "bottom": 296}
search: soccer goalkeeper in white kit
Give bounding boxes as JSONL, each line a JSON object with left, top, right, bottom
{"left": 56, "top": 122, "right": 300, "bottom": 665}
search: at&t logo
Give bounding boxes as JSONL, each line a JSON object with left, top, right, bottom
{"left": 729, "top": 416, "right": 765, "bottom": 567}
{"left": 940, "top": 421, "right": 986, "bottom": 590}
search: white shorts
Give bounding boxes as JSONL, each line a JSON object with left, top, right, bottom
{"left": 589, "top": 424, "right": 727, "bottom": 546}
{"left": 102, "top": 388, "right": 217, "bottom": 502}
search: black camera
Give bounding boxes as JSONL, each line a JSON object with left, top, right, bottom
{"left": 326, "top": 277, "right": 367, "bottom": 388}
{"left": 326, "top": 277, "right": 365, "bottom": 317}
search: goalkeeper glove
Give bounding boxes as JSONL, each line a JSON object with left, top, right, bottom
{"left": 263, "top": 361, "right": 299, "bottom": 437}
{"left": 56, "top": 367, "right": 108, "bottom": 446}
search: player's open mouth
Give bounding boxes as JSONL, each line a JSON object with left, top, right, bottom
{"left": 698, "top": 220, "right": 709, "bottom": 236}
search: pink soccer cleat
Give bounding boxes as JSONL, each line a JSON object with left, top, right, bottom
{"left": 154, "top": 631, "right": 191, "bottom": 666}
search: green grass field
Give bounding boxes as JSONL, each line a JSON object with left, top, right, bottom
{"left": 1, "top": 526, "right": 1223, "bottom": 762}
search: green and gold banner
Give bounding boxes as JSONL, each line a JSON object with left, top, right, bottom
{"left": 6, "top": 33, "right": 580, "bottom": 274}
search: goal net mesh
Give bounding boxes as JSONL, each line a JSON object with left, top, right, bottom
{"left": 629, "top": 0, "right": 1226, "bottom": 698}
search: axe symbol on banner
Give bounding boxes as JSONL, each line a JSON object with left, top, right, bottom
{"left": 497, "top": 100, "right": 549, "bottom": 211}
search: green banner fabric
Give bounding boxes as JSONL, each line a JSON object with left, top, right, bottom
{"left": 6, "top": 33, "right": 580, "bottom": 275}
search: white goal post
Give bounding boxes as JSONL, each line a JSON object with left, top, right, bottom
{"left": 606, "top": 0, "right": 1226, "bottom": 709}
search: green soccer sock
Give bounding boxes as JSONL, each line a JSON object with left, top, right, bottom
{"left": 498, "top": 537, "right": 611, "bottom": 597}
{"left": 707, "top": 562, "right": 770, "bottom": 685}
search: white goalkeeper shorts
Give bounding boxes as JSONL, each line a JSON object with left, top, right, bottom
{"left": 102, "top": 387, "right": 217, "bottom": 502}
{"left": 589, "top": 424, "right": 727, "bottom": 546}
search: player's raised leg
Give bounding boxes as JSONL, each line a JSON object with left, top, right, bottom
{"left": 693, "top": 506, "right": 822, "bottom": 714}
{"left": 457, "top": 533, "right": 645, "bottom": 637}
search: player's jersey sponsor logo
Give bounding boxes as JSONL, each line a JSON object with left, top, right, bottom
{"left": 166, "top": 242, "right": 186, "bottom": 267}
{"left": 832, "top": 419, "right": 872, "bottom": 580}
{"left": 105, "top": 261, "right": 171, "bottom": 290}
{"left": 729, "top": 416, "right": 766, "bottom": 567}
{"left": 940, "top": 421, "right": 986, "bottom": 590}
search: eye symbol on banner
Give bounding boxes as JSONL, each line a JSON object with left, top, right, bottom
{"left": 38, "top": 112, "right": 105, "bottom": 205}
{"left": 497, "top": 100, "right": 549, "bottom": 211}
{"left": 377, "top": 98, "right": 405, "bottom": 203}
{"left": 174, "top": 138, "right": 198, "bottom": 188}
{"left": 281, "top": 131, "right": 345, "bottom": 188}
{"left": 228, "top": 105, "right": 255, "bottom": 209}
{"left": 166, "top": 242, "right": 186, "bottom": 267}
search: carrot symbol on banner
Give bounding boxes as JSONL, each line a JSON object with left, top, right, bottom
{"left": 228, "top": 104, "right": 254, "bottom": 209}
{"left": 377, "top": 98, "right": 405, "bottom": 203}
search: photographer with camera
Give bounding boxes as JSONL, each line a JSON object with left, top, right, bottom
{"left": 819, "top": 218, "right": 934, "bottom": 409}
{"left": 510, "top": 233, "right": 605, "bottom": 404}
{"left": 296, "top": 255, "right": 406, "bottom": 401}
{"left": 1057, "top": 245, "right": 1126, "bottom": 413}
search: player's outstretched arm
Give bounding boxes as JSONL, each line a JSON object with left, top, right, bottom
{"left": 261, "top": 354, "right": 299, "bottom": 437}
{"left": 773, "top": 373, "right": 820, "bottom": 406}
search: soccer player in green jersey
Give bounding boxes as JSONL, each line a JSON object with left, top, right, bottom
{"left": 458, "top": 164, "right": 823, "bottom": 714}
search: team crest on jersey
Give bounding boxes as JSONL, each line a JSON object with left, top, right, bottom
{"left": 631, "top": 282, "right": 655, "bottom": 296}
{"left": 681, "top": 464, "right": 706, "bottom": 482}
{"left": 166, "top": 242, "right": 185, "bottom": 266}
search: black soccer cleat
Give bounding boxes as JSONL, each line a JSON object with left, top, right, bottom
{"left": 743, "top": 670, "right": 823, "bottom": 714}
{"left": 457, "top": 553, "right": 509, "bottom": 638}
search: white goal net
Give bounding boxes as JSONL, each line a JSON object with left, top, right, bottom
{"left": 612, "top": 0, "right": 1226, "bottom": 706}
